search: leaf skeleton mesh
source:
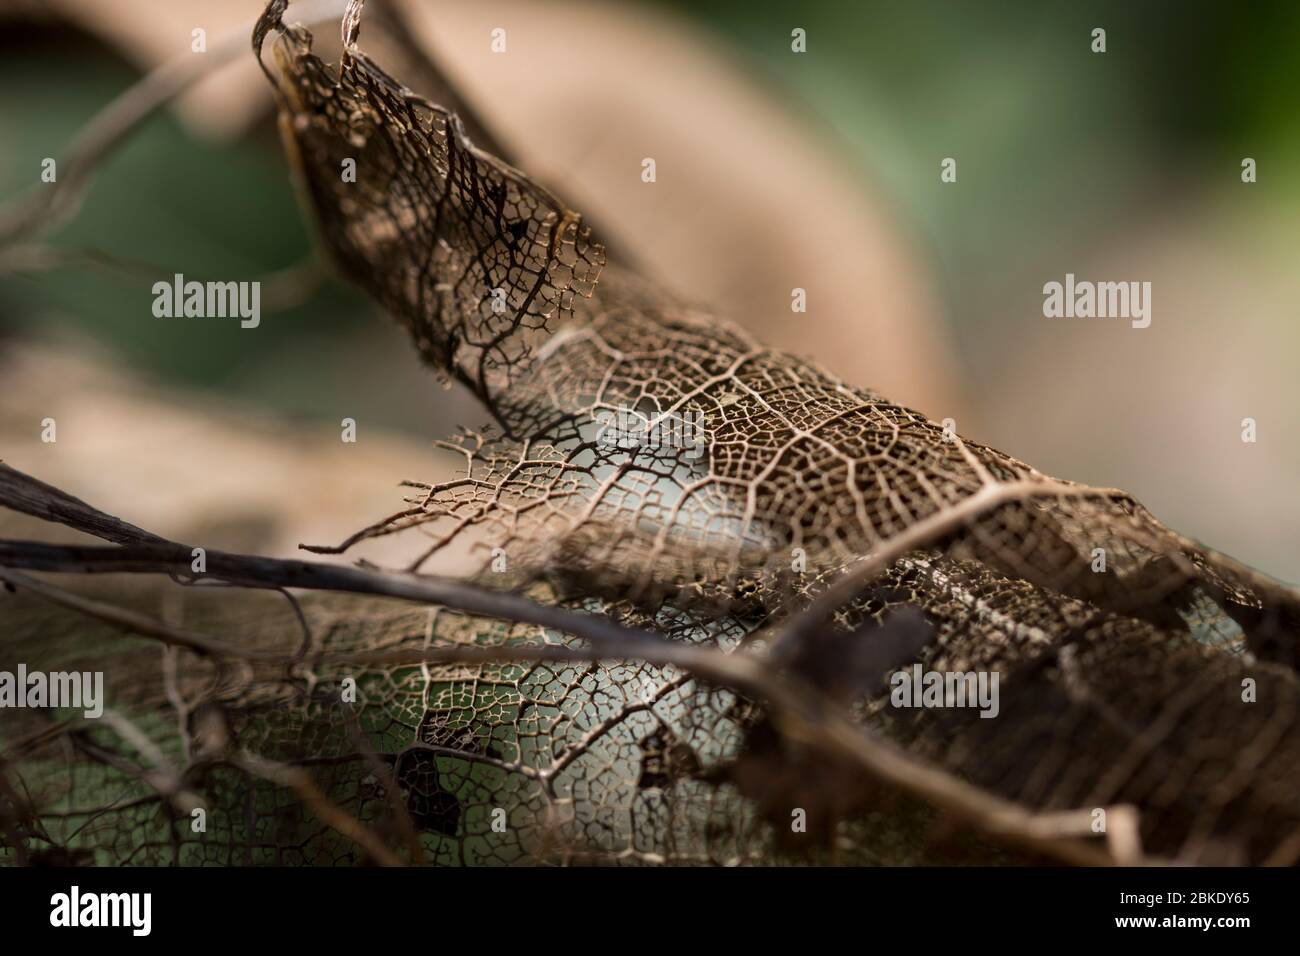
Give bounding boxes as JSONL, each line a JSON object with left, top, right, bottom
{"left": 4, "top": 0, "right": 1299, "bottom": 867}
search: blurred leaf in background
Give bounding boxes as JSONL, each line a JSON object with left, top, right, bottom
{"left": 669, "top": 0, "right": 1300, "bottom": 581}
{"left": 1, "top": 0, "right": 1296, "bottom": 579}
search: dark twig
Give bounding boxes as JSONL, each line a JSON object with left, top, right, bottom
{"left": 0, "top": 462, "right": 1137, "bottom": 865}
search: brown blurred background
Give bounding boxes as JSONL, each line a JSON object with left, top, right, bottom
{"left": 1, "top": 0, "right": 1297, "bottom": 582}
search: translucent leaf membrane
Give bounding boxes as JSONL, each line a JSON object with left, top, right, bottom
{"left": 256, "top": 0, "right": 603, "bottom": 415}
{"left": 5, "top": 0, "right": 1298, "bottom": 867}
{"left": 252, "top": 0, "right": 1300, "bottom": 863}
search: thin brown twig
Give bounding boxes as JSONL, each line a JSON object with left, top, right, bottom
{"left": 0, "top": 461, "right": 1141, "bottom": 864}
{"left": 232, "top": 751, "right": 405, "bottom": 867}
{"left": 1, "top": 548, "right": 1130, "bottom": 866}
{"left": 0, "top": 0, "right": 352, "bottom": 247}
